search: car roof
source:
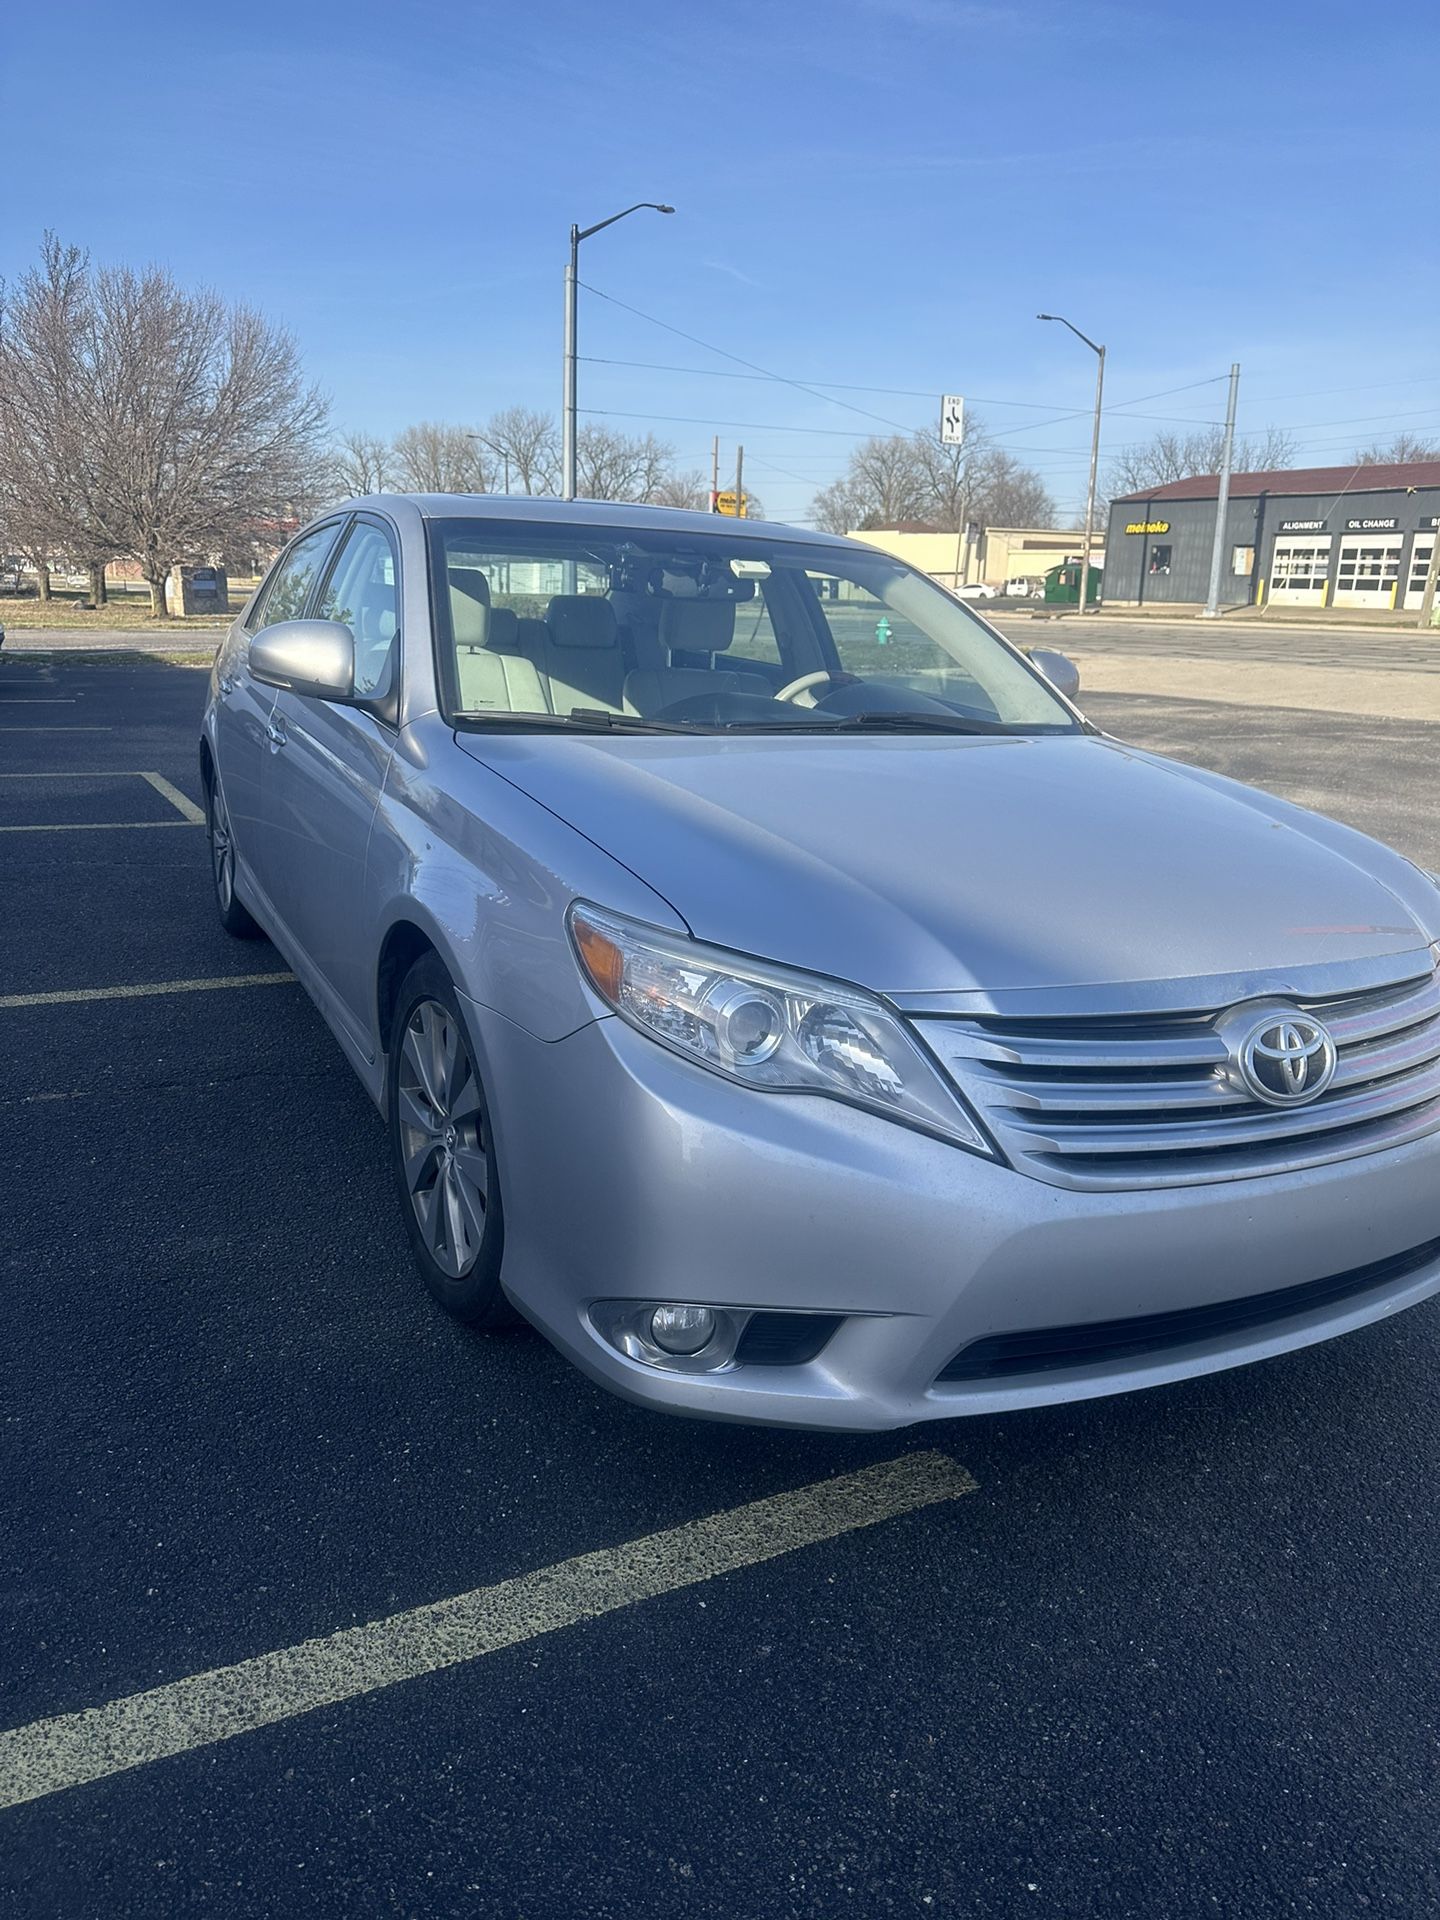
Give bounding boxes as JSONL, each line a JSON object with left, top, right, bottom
{"left": 336, "top": 492, "right": 861, "bottom": 552}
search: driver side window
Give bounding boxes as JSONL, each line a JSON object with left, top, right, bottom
{"left": 248, "top": 522, "right": 342, "bottom": 632}
{"left": 316, "top": 520, "right": 400, "bottom": 698}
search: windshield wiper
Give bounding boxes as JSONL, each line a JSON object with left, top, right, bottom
{"left": 723, "top": 710, "right": 1020, "bottom": 736}
{"left": 452, "top": 707, "right": 691, "bottom": 735}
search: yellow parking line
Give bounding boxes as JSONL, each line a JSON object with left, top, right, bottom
{"left": 0, "top": 820, "right": 200, "bottom": 834}
{"left": 0, "top": 973, "right": 295, "bottom": 1010}
{"left": 138, "top": 771, "right": 206, "bottom": 824}
{"left": 0, "top": 1452, "right": 976, "bottom": 1809}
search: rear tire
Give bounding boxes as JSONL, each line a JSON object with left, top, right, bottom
{"left": 388, "top": 954, "right": 516, "bottom": 1328}
{"left": 206, "top": 771, "right": 262, "bottom": 939}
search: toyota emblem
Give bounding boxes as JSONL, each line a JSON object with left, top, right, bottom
{"left": 1235, "top": 1011, "right": 1338, "bottom": 1106}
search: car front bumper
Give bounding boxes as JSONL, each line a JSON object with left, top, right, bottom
{"left": 465, "top": 998, "right": 1440, "bottom": 1430}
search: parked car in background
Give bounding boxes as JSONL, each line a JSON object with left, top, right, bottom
{"left": 956, "top": 581, "right": 997, "bottom": 600}
{"left": 1004, "top": 577, "right": 1037, "bottom": 598}
{"left": 201, "top": 494, "right": 1440, "bottom": 1429}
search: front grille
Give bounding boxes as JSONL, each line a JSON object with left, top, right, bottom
{"left": 935, "top": 1233, "right": 1440, "bottom": 1383}
{"left": 915, "top": 963, "right": 1440, "bottom": 1191}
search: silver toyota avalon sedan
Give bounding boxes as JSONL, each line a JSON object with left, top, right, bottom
{"left": 200, "top": 495, "right": 1440, "bottom": 1428}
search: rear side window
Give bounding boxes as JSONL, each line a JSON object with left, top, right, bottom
{"left": 249, "top": 521, "right": 344, "bottom": 632}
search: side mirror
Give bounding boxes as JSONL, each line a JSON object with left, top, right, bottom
{"left": 249, "top": 619, "right": 355, "bottom": 700}
{"left": 1027, "top": 647, "right": 1080, "bottom": 702}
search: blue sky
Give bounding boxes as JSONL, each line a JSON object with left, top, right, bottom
{"left": 4, "top": 0, "right": 1437, "bottom": 523}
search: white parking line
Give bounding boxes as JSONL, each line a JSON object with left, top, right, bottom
{"left": 0, "top": 974, "right": 295, "bottom": 1010}
{"left": 138, "top": 771, "right": 206, "bottom": 824}
{"left": 0, "top": 820, "right": 199, "bottom": 835}
{"left": 0, "top": 726, "right": 112, "bottom": 733}
{"left": 0, "top": 769, "right": 204, "bottom": 830}
{"left": 0, "top": 1452, "right": 976, "bottom": 1810}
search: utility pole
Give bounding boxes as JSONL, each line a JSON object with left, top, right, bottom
{"left": 734, "top": 444, "right": 745, "bottom": 520}
{"left": 1202, "top": 363, "right": 1241, "bottom": 619}
{"left": 711, "top": 434, "right": 720, "bottom": 513}
{"left": 1417, "top": 519, "right": 1440, "bottom": 629}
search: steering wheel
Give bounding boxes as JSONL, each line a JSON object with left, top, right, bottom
{"left": 774, "top": 669, "right": 858, "bottom": 708}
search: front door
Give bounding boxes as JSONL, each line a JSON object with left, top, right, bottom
{"left": 1333, "top": 533, "right": 1403, "bottom": 609}
{"left": 215, "top": 519, "right": 345, "bottom": 907}
{"left": 257, "top": 517, "right": 401, "bottom": 1052}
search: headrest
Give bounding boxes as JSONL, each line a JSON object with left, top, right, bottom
{"left": 659, "top": 597, "right": 736, "bottom": 655}
{"left": 449, "top": 568, "right": 491, "bottom": 648}
{"left": 487, "top": 607, "right": 519, "bottom": 654}
{"left": 545, "top": 595, "right": 618, "bottom": 649}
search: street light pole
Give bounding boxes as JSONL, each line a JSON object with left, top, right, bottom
{"left": 1038, "top": 314, "right": 1105, "bottom": 612}
{"left": 467, "top": 433, "right": 511, "bottom": 495}
{"left": 562, "top": 202, "right": 674, "bottom": 501}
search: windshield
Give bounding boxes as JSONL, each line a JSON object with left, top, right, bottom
{"left": 428, "top": 518, "right": 1079, "bottom": 735}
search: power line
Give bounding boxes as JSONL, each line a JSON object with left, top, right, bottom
{"left": 580, "top": 283, "right": 1232, "bottom": 441}
{"left": 580, "top": 354, "right": 1229, "bottom": 419}
{"left": 578, "top": 282, "right": 918, "bottom": 436}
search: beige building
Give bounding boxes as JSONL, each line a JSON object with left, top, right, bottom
{"left": 848, "top": 525, "right": 1105, "bottom": 593}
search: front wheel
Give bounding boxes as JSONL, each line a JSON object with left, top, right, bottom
{"left": 388, "top": 955, "right": 515, "bottom": 1328}
{"left": 206, "top": 772, "right": 262, "bottom": 938}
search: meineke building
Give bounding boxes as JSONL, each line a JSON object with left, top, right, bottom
{"left": 1102, "top": 459, "right": 1440, "bottom": 612}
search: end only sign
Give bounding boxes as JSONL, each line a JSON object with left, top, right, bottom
{"left": 940, "top": 395, "right": 965, "bottom": 446}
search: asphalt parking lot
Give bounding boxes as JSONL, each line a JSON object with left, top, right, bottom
{"left": 3, "top": 656, "right": 1439, "bottom": 1920}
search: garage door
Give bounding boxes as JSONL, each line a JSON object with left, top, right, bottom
{"left": 1333, "top": 533, "right": 1403, "bottom": 609}
{"left": 1268, "top": 536, "right": 1331, "bottom": 606}
{"left": 1402, "top": 534, "right": 1435, "bottom": 612}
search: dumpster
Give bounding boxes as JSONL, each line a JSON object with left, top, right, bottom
{"left": 1042, "top": 560, "right": 1101, "bottom": 607}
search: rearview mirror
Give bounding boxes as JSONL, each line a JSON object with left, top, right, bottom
{"left": 1027, "top": 647, "right": 1080, "bottom": 702}
{"left": 249, "top": 619, "right": 355, "bottom": 700}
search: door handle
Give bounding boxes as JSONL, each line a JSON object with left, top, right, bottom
{"left": 265, "top": 720, "right": 287, "bottom": 750}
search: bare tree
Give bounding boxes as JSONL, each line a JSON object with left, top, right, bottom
{"left": 334, "top": 429, "right": 395, "bottom": 498}
{"left": 809, "top": 422, "right": 1055, "bottom": 534}
{"left": 812, "top": 471, "right": 872, "bottom": 535}
{"left": 649, "top": 468, "right": 712, "bottom": 511}
{"left": 482, "top": 406, "right": 559, "bottom": 495}
{"left": 1353, "top": 431, "right": 1440, "bottom": 464}
{"left": 391, "top": 421, "right": 488, "bottom": 493}
{"left": 90, "top": 270, "right": 329, "bottom": 614}
{"left": 0, "top": 236, "right": 116, "bottom": 603}
{"left": 1107, "top": 423, "right": 1297, "bottom": 497}
{"left": 0, "top": 237, "right": 329, "bottom": 617}
{"left": 575, "top": 425, "right": 674, "bottom": 502}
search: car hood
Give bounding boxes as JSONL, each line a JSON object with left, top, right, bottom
{"left": 457, "top": 731, "right": 1438, "bottom": 998}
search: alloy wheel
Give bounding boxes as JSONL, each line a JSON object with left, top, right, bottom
{"left": 397, "top": 999, "right": 489, "bottom": 1279}
{"left": 210, "top": 782, "right": 235, "bottom": 911}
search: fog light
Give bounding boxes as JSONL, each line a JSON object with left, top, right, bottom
{"left": 649, "top": 1304, "right": 717, "bottom": 1354}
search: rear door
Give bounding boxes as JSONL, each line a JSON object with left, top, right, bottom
{"left": 258, "top": 514, "right": 402, "bottom": 1052}
{"left": 213, "top": 519, "right": 345, "bottom": 908}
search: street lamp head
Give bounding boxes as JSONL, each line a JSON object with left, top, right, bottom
{"left": 1037, "top": 313, "right": 1057, "bottom": 321}
{"left": 655, "top": 204, "right": 675, "bottom": 215}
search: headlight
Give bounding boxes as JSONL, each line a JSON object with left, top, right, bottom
{"left": 568, "top": 902, "right": 993, "bottom": 1155}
